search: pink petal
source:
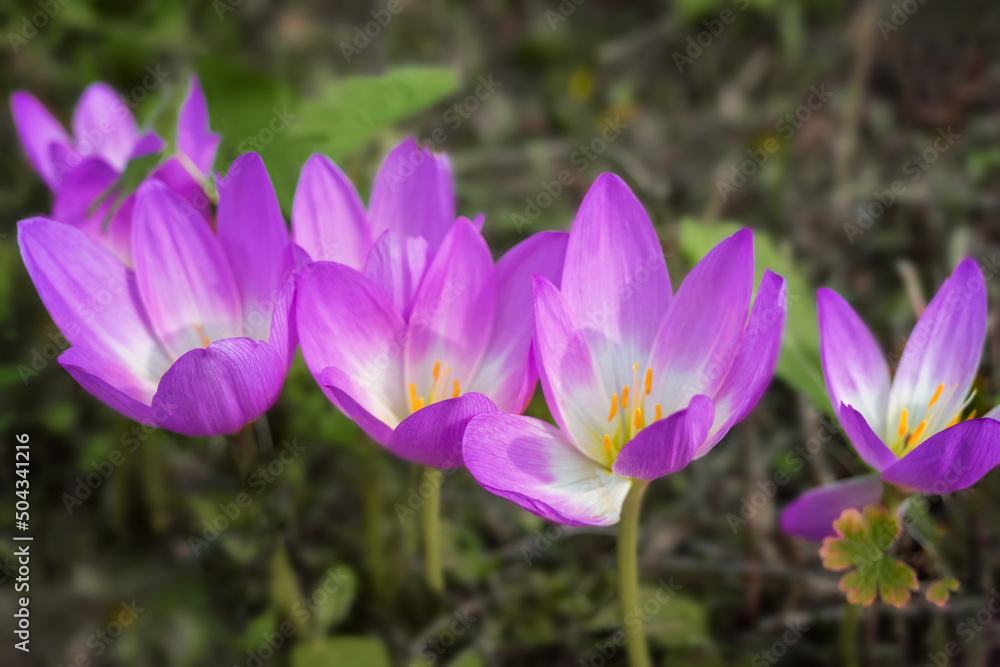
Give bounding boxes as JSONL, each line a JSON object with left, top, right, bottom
{"left": 176, "top": 75, "right": 220, "bottom": 176}
{"left": 132, "top": 180, "right": 243, "bottom": 357}
{"left": 780, "top": 475, "right": 883, "bottom": 541}
{"left": 11, "top": 91, "right": 73, "bottom": 190}
{"left": 463, "top": 413, "right": 632, "bottom": 526}
{"left": 72, "top": 83, "right": 141, "bottom": 172}
{"left": 292, "top": 154, "right": 371, "bottom": 268}
{"left": 387, "top": 393, "right": 498, "bottom": 469}
{"left": 612, "top": 395, "right": 715, "bottom": 480}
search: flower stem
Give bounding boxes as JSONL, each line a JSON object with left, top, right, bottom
{"left": 362, "top": 455, "right": 391, "bottom": 601}
{"left": 420, "top": 466, "right": 444, "bottom": 594}
{"left": 618, "top": 479, "right": 651, "bottom": 667}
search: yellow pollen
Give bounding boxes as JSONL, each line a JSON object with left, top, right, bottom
{"left": 966, "top": 409, "right": 977, "bottom": 421}
{"left": 633, "top": 408, "right": 643, "bottom": 429}
{"left": 433, "top": 360, "right": 441, "bottom": 379}
{"left": 947, "top": 413, "right": 961, "bottom": 428}
{"left": 927, "top": 383, "right": 944, "bottom": 409}
{"left": 621, "top": 386, "right": 629, "bottom": 410}
{"left": 603, "top": 434, "right": 612, "bottom": 452}
{"left": 897, "top": 409, "right": 908, "bottom": 438}
{"left": 452, "top": 380, "right": 460, "bottom": 398}
{"left": 644, "top": 368, "right": 652, "bottom": 395}
{"left": 193, "top": 323, "right": 211, "bottom": 348}
{"left": 409, "top": 383, "right": 424, "bottom": 412}
{"left": 655, "top": 404, "right": 662, "bottom": 421}
{"left": 608, "top": 394, "right": 618, "bottom": 422}
{"left": 907, "top": 420, "right": 928, "bottom": 447}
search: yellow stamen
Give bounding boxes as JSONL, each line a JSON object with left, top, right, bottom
{"left": 608, "top": 394, "right": 619, "bottom": 422}
{"left": 947, "top": 413, "right": 961, "bottom": 428}
{"left": 193, "top": 323, "right": 211, "bottom": 348}
{"left": 621, "top": 386, "right": 629, "bottom": 410}
{"left": 927, "top": 383, "right": 944, "bottom": 409}
{"left": 655, "top": 404, "right": 662, "bottom": 422}
{"left": 966, "top": 409, "right": 977, "bottom": 421}
{"left": 452, "top": 380, "right": 460, "bottom": 399}
{"left": 603, "top": 434, "right": 612, "bottom": 452}
{"left": 644, "top": 368, "right": 652, "bottom": 395}
{"left": 907, "top": 420, "right": 927, "bottom": 447}
{"left": 633, "top": 408, "right": 643, "bottom": 430}
{"left": 409, "top": 383, "right": 424, "bottom": 412}
{"left": 897, "top": 409, "right": 908, "bottom": 438}
{"left": 433, "top": 360, "right": 441, "bottom": 379}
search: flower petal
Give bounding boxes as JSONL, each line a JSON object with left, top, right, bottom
{"left": 72, "top": 83, "right": 141, "bottom": 172}
{"left": 880, "top": 418, "right": 1000, "bottom": 494}
{"left": 533, "top": 275, "right": 611, "bottom": 464}
{"left": 176, "top": 75, "right": 220, "bottom": 176}
{"left": 817, "top": 288, "right": 892, "bottom": 442}
{"left": 468, "top": 231, "right": 569, "bottom": 413}
{"left": 463, "top": 413, "right": 632, "bottom": 526}
{"left": 561, "top": 174, "right": 672, "bottom": 390}
{"left": 151, "top": 337, "right": 284, "bottom": 436}
{"left": 11, "top": 91, "right": 72, "bottom": 189}
{"left": 388, "top": 393, "right": 498, "bottom": 469}
{"left": 59, "top": 346, "right": 155, "bottom": 424}
{"left": 836, "top": 404, "right": 897, "bottom": 472}
{"left": 292, "top": 154, "right": 371, "bottom": 268}
{"left": 18, "top": 217, "right": 169, "bottom": 388}
{"left": 362, "top": 230, "right": 428, "bottom": 318}
{"left": 779, "top": 475, "right": 883, "bottom": 541}
{"left": 612, "top": 395, "right": 715, "bottom": 480}
{"left": 320, "top": 367, "right": 395, "bottom": 446}
{"left": 132, "top": 180, "right": 243, "bottom": 356}
{"left": 296, "top": 261, "right": 408, "bottom": 426}
{"left": 216, "top": 153, "right": 291, "bottom": 334}
{"left": 51, "top": 156, "right": 133, "bottom": 264}
{"left": 405, "top": 218, "right": 496, "bottom": 403}
{"left": 368, "top": 138, "right": 454, "bottom": 254}
{"left": 888, "top": 258, "right": 987, "bottom": 439}
{"left": 700, "top": 270, "right": 786, "bottom": 454}
{"left": 648, "top": 228, "right": 754, "bottom": 416}
{"left": 150, "top": 157, "right": 213, "bottom": 223}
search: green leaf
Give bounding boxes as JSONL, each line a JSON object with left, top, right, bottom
{"left": 291, "top": 637, "right": 392, "bottom": 667}
{"left": 311, "top": 564, "right": 358, "bottom": 634}
{"left": 270, "top": 542, "right": 310, "bottom": 638}
{"left": 925, "top": 576, "right": 960, "bottom": 608}
{"left": 678, "top": 220, "right": 831, "bottom": 415}
{"left": 819, "top": 506, "right": 918, "bottom": 608}
{"left": 290, "top": 67, "right": 459, "bottom": 161}
{"left": 237, "top": 608, "right": 276, "bottom": 653}
{"left": 447, "top": 650, "right": 486, "bottom": 667}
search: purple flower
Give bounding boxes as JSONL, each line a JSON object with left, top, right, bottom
{"left": 11, "top": 75, "right": 219, "bottom": 264}
{"left": 294, "top": 138, "right": 567, "bottom": 469}
{"left": 461, "top": 174, "right": 787, "bottom": 526}
{"left": 781, "top": 258, "right": 1000, "bottom": 541}
{"left": 17, "top": 153, "right": 297, "bottom": 436}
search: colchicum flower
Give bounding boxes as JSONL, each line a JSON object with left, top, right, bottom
{"left": 17, "top": 153, "right": 297, "bottom": 436}
{"left": 11, "top": 75, "right": 219, "bottom": 263}
{"left": 781, "top": 258, "right": 1000, "bottom": 541}
{"left": 294, "top": 138, "right": 567, "bottom": 469}
{"left": 462, "top": 174, "right": 787, "bottom": 526}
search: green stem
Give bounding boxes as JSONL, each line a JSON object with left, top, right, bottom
{"left": 618, "top": 479, "right": 651, "bottom": 667}
{"left": 362, "top": 456, "right": 390, "bottom": 600}
{"left": 420, "top": 466, "right": 444, "bottom": 594}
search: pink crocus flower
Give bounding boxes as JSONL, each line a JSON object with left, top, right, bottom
{"left": 17, "top": 154, "right": 296, "bottom": 436}
{"left": 462, "top": 174, "right": 787, "bottom": 526}
{"left": 293, "top": 138, "right": 566, "bottom": 468}
{"left": 11, "top": 75, "right": 220, "bottom": 264}
{"left": 782, "top": 259, "right": 1000, "bottom": 540}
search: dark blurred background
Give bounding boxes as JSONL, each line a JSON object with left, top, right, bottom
{"left": 3, "top": 0, "right": 1000, "bottom": 665}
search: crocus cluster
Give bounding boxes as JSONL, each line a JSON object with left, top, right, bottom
{"left": 781, "top": 258, "right": 1000, "bottom": 540}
